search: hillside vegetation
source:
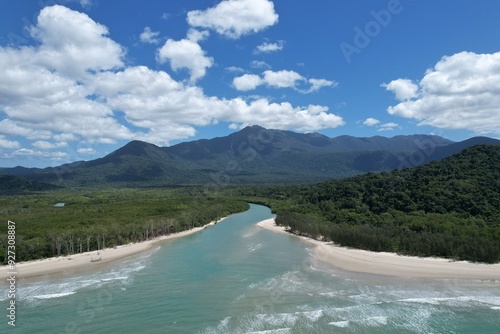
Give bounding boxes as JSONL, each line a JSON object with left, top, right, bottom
{"left": 251, "top": 145, "right": 500, "bottom": 263}
{"left": 0, "top": 174, "right": 62, "bottom": 194}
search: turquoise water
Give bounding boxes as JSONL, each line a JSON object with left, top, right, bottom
{"left": 2, "top": 204, "right": 500, "bottom": 333}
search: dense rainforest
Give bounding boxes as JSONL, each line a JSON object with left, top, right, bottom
{"left": 0, "top": 188, "right": 248, "bottom": 263}
{"left": 246, "top": 145, "right": 500, "bottom": 263}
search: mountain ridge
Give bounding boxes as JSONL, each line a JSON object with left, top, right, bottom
{"left": 1, "top": 126, "right": 499, "bottom": 187}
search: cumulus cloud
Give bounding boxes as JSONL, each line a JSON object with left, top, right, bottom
{"left": 363, "top": 118, "right": 380, "bottom": 126}
{"left": 255, "top": 40, "right": 284, "bottom": 53}
{"left": 233, "top": 74, "right": 263, "bottom": 91}
{"left": 385, "top": 51, "right": 500, "bottom": 136}
{"left": 381, "top": 78, "right": 418, "bottom": 101}
{"left": 0, "top": 136, "right": 21, "bottom": 149}
{"left": 157, "top": 30, "right": 213, "bottom": 83}
{"left": 28, "top": 5, "right": 124, "bottom": 79}
{"left": 187, "top": 0, "right": 279, "bottom": 39}
{"left": 232, "top": 70, "right": 336, "bottom": 93}
{"left": 91, "top": 66, "right": 344, "bottom": 143}
{"left": 139, "top": 27, "right": 160, "bottom": 44}
{"left": 263, "top": 70, "right": 304, "bottom": 88}
{"left": 219, "top": 99, "right": 345, "bottom": 132}
{"left": 304, "top": 78, "right": 338, "bottom": 93}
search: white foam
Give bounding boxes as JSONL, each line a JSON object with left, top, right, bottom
{"left": 491, "top": 307, "right": 500, "bottom": 310}
{"left": 101, "top": 276, "right": 129, "bottom": 282}
{"left": 255, "top": 313, "right": 298, "bottom": 327}
{"left": 33, "top": 292, "right": 76, "bottom": 299}
{"left": 299, "top": 309, "right": 323, "bottom": 322}
{"left": 319, "top": 291, "right": 339, "bottom": 298}
{"left": 365, "top": 316, "right": 388, "bottom": 326}
{"left": 400, "top": 296, "right": 500, "bottom": 308}
{"left": 399, "top": 297, "right": 448, "bottom": 305}
{"left": 246, "top": 329, "right": 291, "bottom": 334}
{"left": 329, "top": 320, "right": 349, "bottom": 328}
{"left": 217, "top": 316, "right": 231, "bottom": 330}
{"left": 17, "top": 256, "right": 149, "bottom": 304}
{"left": 248, "top": 243, "right": 262, "bottom": 252}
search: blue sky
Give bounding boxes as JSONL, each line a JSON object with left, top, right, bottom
{"left": 1, "top": 0, "right": 499, "bottom": 167}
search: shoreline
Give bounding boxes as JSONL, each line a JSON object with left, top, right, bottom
{"left": 257, "top": 218, "right": 500, "bottom": 280}
{"left": 0, "top": 217, "right": 225, "bottom": 280}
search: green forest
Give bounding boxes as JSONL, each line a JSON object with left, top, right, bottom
{"left": 244, "top": 145, "right": 500, "bottom": 263}
{"left": 0, "top": 188, "right": 247, "bottom": 263}
{"left": 1, "top": 145, "right": 499, "bottom": 264}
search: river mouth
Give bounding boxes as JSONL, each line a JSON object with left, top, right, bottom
{"left": 7, "top": 204, "right": 500, "bottom": 333}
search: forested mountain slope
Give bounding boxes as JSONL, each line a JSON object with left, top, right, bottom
{"left": 259, "top": 145, "right": 500, "bottom": 263}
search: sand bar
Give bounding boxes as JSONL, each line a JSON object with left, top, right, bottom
{"left": 257, "top": 218, "right": 500, "bottom": 280}
{"left": 0, "top": 219, "right": 223, "bottom": 280}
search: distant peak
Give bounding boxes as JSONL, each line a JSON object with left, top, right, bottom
{"left": 242, "top": 125, "right": 266, "bottom": 131}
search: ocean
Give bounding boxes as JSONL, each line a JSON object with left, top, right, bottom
{"left": 2, "top": 204, "right": 499, "bottom": 333}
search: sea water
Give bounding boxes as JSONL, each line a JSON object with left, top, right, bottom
{"left": 1, "top": 204, "right": 499, "bottom": 333}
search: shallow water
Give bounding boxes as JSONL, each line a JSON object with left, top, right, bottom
{"left": 2, "top": 204, "right": 499, "bottom": 333}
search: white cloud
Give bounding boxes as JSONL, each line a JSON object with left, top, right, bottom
{"left": 139, "top": 27, "right": 160, "bottom": 44}
{"left": 385, "top": 51, "right": 500, "bottom": 136}
{"left": 222, "top": 99, "right": 345, "bottom": 132}
{"left": 157, "top": 30, "right": 213, "bottom": 83}
{"left": 29, "top": 5, "right": 124, "bottom": 79}
{"left": 381, "top": 78, "right": 418, "bottom": 101}
{"left": 32, "top": 140, "right": 67, "bottom": 150}
{"left": 77, "top": 147, "right": 97, "bottom": 155}
{"left": 225, "top": 66, "right": 245, "bottom": 73}
{"left": 232, "top": 70, "right": 336, "bottom": 93}
{"left": 13, "top": 147, "right": 68, "bottom": 160}
{"left": 363, "top": 118, "right": 380, "bottom": 126}
{"left": 304, "top": 78, "right": 338, "bottom": 93}
{"left": 187, "top": 0, "right": 279, "bottom": 39}
{"left": 78, "top": 0, "right": 92, "bottom": 9}
{"left": 0, "top": 6, "right": 135, "bottom": 146}
{"left": 378, "top": 122, "right": 399, "bottom": 131}
{"left": 255, "top": 40, "right": 284, "bottom": 53}
{"left": 250, "top": 60, "right": 271, "bottom": 69}
{"left": 0, "top": 136, "right": 21, "bottom": 149}
{"left": 233, "top": 74, "right": 263, "bottom": 91}
{"left": 91, "top": 66, "right": 344, "bottom": 144}
{"left": 263, "top": 70, "right": 304, "bottom": 88}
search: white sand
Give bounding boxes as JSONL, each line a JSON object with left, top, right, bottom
{"left": 257, "top": 218, "right": 500, "bottom": 280}
{"left": 0, "top": 219, "right": 223, "bottom": 280}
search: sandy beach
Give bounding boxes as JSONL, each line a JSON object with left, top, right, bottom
{"left": 0, "top": 219, "right": 223, "bottom": 280}
{"left": 257, "top": 218, "right": 500, "bottom": 280}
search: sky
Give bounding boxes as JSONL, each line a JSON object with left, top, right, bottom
{"left": 0, "top": 0, "right": 499, "bottom": 167}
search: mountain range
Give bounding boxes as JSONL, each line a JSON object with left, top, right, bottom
{"left": 1, "top": 125, "right": 499, "bottom": 188}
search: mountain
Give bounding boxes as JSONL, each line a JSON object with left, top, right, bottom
{"left": 1, "top": 126, "right": 498, "bottom": 187}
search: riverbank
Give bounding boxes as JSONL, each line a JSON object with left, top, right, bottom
{"left": 0, "top": 218, "right": 225, "bottom": 280}
{"left": 257, "top": 218, "right": 500, "bottom": 280}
